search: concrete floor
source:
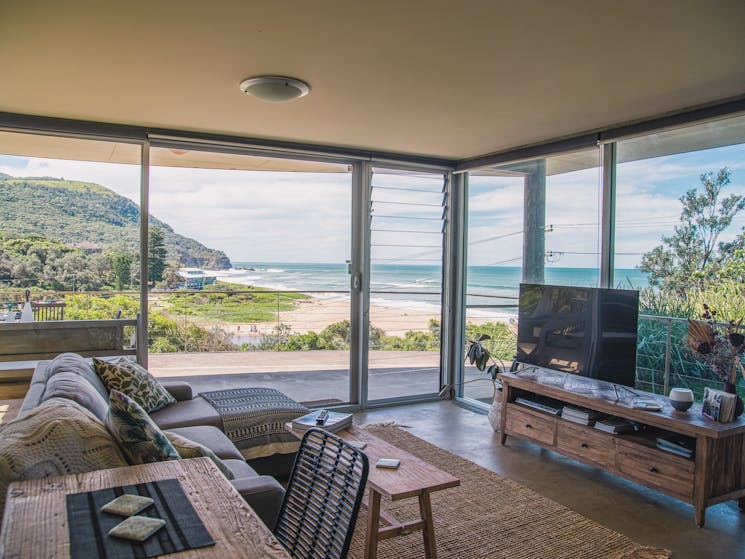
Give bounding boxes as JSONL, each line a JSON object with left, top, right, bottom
{"left": 354, "top": 401, "right": 745, "bottom": 559}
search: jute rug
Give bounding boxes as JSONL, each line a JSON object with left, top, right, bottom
{"left": 347, "top": 426, "right": 671, "bottom": 559}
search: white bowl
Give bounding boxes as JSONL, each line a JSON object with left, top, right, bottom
{"left": 669, "top": 388, "right": 694, "bottom": 411}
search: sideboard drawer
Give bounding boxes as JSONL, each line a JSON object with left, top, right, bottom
{"left": 617, "top": 440, "right": 694, "bottom": 499}
{"left": 505, "top": 404, "right": 556, "bottom": 446}
{"left": 556, "top": 421, "right": 616, "bottom": 468}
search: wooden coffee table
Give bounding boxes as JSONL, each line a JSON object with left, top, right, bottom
{"left": 0, "top": 457, "right": 290, "bottom": 559}
{"left": 287, "top": 424, "right": 460, "bottom": 559}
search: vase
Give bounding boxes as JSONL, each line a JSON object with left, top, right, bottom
{"left": 487, "top": 386, "right": 503, "bottom": 432}
{"left": 724, "top": 382, "right": 744, "bottom": 419}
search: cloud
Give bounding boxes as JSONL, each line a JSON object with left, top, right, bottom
{"left": 2, "top": 141, "right": 744, "bottom": 268}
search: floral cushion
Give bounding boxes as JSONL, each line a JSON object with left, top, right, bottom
{"left": 105, "top": 390, "right": 180, "bottom": 465}
{"left": 164, "top": 431, "right": 235, "bottom": 480}
{"left": 93, "top": 357, "right": 176, "bottom": 412}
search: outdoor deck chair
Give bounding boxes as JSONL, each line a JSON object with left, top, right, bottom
{"left": 274, "top": 427, "right": 369, "bottom": 559}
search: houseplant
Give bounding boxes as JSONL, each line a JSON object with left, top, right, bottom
{"left": 687, "top": 305, "right": 745, "bottom": 418}
{"left": 465, "top": 334, "right": 509, "bottom": 431}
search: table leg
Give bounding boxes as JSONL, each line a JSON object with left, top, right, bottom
{"left": 419, "top": 492, "right": 437, "bottom": 559}
{"left": 364, "top": 490, "right": 382, "bottom": 559}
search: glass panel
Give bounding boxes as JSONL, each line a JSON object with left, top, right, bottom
{"left": 0, "top": 131, "right": 141, "bottom": 364}
{"left": 615, "top": 114, "right": 745, "bottom": 397}
{"left": 367, "top": 169, "right": 445, "bottom": 401}
{"left": 463, "top": 148, "right": 601, "bottom": 403}
{"left": 147, "top": 147, "right": 352, "bottom": 406}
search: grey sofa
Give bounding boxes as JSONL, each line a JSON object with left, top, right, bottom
{"left": 16, "top": 353, "right": 286, "bottom": 529}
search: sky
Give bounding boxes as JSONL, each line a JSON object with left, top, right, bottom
{"left": 1, "top": 137, "right": 743, "bottom": 269}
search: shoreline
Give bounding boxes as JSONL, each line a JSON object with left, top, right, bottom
{"left": 197, "top": 294, "right": 509, "bottom": 338}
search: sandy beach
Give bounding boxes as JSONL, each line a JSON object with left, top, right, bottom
{"left": 215, "top": 295, "right": 499, "bottom": 338}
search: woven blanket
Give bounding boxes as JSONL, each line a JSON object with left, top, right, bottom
{"left": 200, "top": 388, "right": 309, "bottom": 454}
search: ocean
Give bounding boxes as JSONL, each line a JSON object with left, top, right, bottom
{"left": 207, "top": 262, "right": 649, "bottom": 320}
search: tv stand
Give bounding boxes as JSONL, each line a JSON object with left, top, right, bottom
{"left": 498, "top": 372, "right": 745, "bottom": 527}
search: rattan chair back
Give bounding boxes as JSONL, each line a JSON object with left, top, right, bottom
{"left": 274, "top": 427, "right": 369, "bottom": 559}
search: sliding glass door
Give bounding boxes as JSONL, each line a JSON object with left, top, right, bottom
{"left": 146, "top": 145, "right": 354, "bottom": 406}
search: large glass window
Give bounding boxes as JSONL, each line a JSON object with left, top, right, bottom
{"left": 615, "top": 114, "right": 745, "bottom": 396}
{"left": 147, "top": 147, "right": 353, "bottom": 406}
{"left": 0, "top": 134, "right": 142, "bottom": 313}
{"left": 0, "top": 132, "right": 142, "bottom": 390}
{"left": 463, "top": 148, "right": 601, "bottom": 403}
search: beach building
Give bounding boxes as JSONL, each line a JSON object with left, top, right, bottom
{"left": 0, "top": 3, "right": 744, "bottom": 558}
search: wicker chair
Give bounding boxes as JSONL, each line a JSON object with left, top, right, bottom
{"left": 274, "top": 428, "right": 369, "bottom": 559}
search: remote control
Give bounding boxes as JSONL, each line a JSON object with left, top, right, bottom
{"left": 315, "top": 409, "right": 329, "bottom": 425}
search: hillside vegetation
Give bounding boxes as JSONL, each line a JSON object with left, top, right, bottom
{"left": 0, "top": 175, "right": 230, "bottom": 269}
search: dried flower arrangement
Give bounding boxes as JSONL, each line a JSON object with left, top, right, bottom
{"left": 687, "top": 304, "right": 745, "bottom": 386}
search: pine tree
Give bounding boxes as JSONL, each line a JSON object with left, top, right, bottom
{"left": 147, "top": 227, "right": 167, "bottom": 284}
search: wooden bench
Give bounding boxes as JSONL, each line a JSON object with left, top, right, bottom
{"left": 0, "top": 318, "right": 141, "bottom": 398}
{"left": 32, "top": 301, "right": 66, "bottom": 321}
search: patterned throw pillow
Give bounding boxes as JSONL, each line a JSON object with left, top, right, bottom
{"left": 106, "top": 390, "right": 180, "bottom": 465}
{"left": 164, "top": 431, "right": 235, "bottom": 480}
{"left": 93, "top": 357, "right": 176, "bottom": 412}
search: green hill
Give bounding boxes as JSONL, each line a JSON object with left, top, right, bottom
{"left": 0, "top": 175, "right": 231, "bottom": 269}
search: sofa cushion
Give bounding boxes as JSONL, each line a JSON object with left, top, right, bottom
{"left": 0, "top": 399, "right": 128, "bottom": 521}
{"left": 149, "top": 397, "right": 222, "bottom": 430}
{"left": 222, "top": 459, "right": 258, "bottom": 480}
{"left": 94, "top": 357, "right": 176, "bottom": 412}
{"left": 166, "top": 426, "right": 243, "bottom": 461}
{"left": 41, "top": 371, "right": 109, "bottom": 422}
{"left": 21, "top": 353, "right": 109, "bottom": 416}
{"left": 105, "top": 390, "right": 180, "bottom": 465}
{"left": 164, "top": 431, "right": 235, "bottom": 480}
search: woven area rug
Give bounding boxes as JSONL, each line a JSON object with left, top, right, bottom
{"left": 347, "top": 426, "right": 671, "bottom": 559}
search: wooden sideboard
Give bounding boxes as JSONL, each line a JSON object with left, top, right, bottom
{"left": 498, "top": 371, "right": 745, "bottom": 527}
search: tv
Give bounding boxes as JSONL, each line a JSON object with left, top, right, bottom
{"left": 515, "top": 283, "right": 640, "bottom": 388}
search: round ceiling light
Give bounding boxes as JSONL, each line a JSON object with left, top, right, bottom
{"left": 238, "top": 75, "right": 310, "bottom": 103}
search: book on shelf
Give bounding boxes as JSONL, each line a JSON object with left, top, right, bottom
{"left": 514, "top": 396, "right": 562, "bottom": 415}
{"left": 655, "top": 433, "right": 695, "bottom": 458}
{"left": 291, "top": 409, "right": 353, "bottom": 433}
{"left": 561, "top": 405, "right": 601, "bottom": 424}
{"left": 701, "top": 387, "right": 736, "bottom": 423}
{"left": 593, "top": 417, "right": 636, "bottom": 434}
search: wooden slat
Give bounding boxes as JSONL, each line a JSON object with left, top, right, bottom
{"left": 0, "top": 319, "right": 137, "bottom": 363}
{"left": 0, "top": 383, "right": 30, "bottom": 400}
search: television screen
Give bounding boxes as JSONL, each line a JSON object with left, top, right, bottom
{"left": 515, "top": 283, "right": 639, "bottom": 387}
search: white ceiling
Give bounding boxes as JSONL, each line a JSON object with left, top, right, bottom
{"left": 2, "top": 1, "right": 744, "bottom": 161}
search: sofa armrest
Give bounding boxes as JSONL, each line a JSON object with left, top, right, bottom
{"left": 230, "top": 475, "right": 286, "bottom": 530}
{"left": 159, "top": 380, "right": 193, "bottom": 401}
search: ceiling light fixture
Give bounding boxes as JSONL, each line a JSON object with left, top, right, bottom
{"left": 238, "top": 75, "right": 310, "bottom": 103}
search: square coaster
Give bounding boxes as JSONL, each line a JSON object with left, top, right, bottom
{"left": 109, "top": 515, "right": 166, "bottom": 542}
{"left": 101, "top": 494, "right": 154, "bottom": 517}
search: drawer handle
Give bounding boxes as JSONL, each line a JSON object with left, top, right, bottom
{"left": 649, "top": 466, "right": 659, "bottom": 474}
{"left": 525, "top": 424, "right": 533, "bottom": 429}
{"left": 580, "top": 443, "right": 589, "bottom": 449}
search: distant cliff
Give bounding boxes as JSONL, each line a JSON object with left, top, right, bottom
{"left": 0, "top": 175, "right": 231, "bottom": 269}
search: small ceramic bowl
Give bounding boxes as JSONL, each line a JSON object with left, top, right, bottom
{"left": 669, "top": 388, "right": 694, "bottom": 412}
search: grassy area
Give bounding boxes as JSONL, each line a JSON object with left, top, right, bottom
{"left": 160, "top": 282, "right": 308, "bottom": 323}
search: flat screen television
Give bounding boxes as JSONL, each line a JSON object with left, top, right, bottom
{"left": 515, "top": 283, "right": 640, "bottom": 388}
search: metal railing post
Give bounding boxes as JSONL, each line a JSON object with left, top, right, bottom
{"left": 663, "top": 317, "right": 672, "bottom": 395}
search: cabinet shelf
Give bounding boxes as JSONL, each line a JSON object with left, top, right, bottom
{"left": 498, "top": 371, "right": 745, "bottom": 526}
